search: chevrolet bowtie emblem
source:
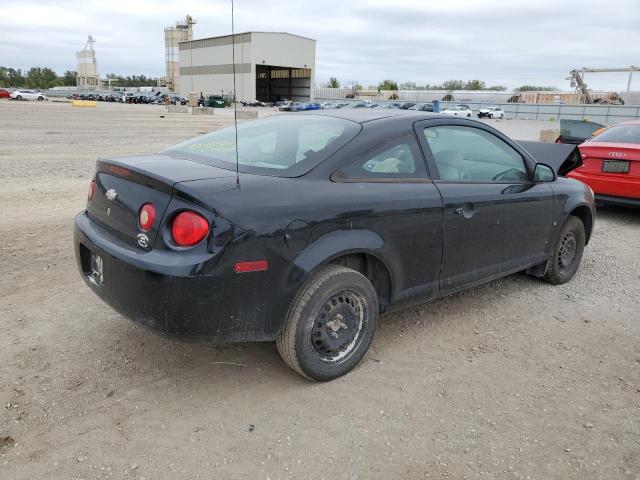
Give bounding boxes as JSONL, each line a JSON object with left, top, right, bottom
{"left": 105, "top": 189, "right": 118, "bottom": 202}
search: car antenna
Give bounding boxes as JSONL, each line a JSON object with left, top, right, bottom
{"left": 231, "top": 0, "right": 240, "bottom": 188}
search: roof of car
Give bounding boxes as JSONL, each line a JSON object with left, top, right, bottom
{"left": 301, "top": 109, "right": 447, "bottom": 123}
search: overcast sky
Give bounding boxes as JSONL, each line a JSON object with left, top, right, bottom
{"left": 2, "top": 0, "right": 639, "bottom": 91}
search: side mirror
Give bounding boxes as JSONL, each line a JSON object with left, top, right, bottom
{"left": 534, "top": 163, "right": 557, "bottom": 182}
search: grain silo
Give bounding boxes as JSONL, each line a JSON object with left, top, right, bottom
{"left": 76, "top": 35, "right": 100, "bottom": 88}
{"left": 165, "top": 15, "right": 196, "bottom": 92}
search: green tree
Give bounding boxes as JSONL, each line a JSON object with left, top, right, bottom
{"left": 26, "top": 67, "right": 60, "bottom": 89}
{"left": 487, "top": 85, "right": 507, "bottom": 91}
{"left": 399, "top": 81, "right": 418, "bottom": 90}
{"left": 515, "top": 85, "right": 557, "bottom": 92}
{"left": 0, "top": 67, "right": 26, "bottom": 87}
{"left": 464, "top": 79, "right": 486, "bottom": 90}
{"left": 61, "top": 70, "right": 77, "bottom": 86}
{"left": 442, "top": 79, "right": 465, "bottom": 91}
{"left": 0, "top": 67, "right": 8, "bottom": 86}
{"left": 327, "top": 77, "right": 340, "bottom": 88}
{"left": 378, "top": 79, "right": 398, "bottom": 91}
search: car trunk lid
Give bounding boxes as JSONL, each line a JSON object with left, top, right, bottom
{"left": 87, "top": 154, "right": 236, "bottom": 249}
{"left": 515, "top": 140, "right": 583, "bottom": 176}
{"left": 578, "top": 143, "right": 640, "bottom": 177}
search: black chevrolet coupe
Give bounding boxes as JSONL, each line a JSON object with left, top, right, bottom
{"left": 74, "top": 110, "right": 595, "bottom": 381}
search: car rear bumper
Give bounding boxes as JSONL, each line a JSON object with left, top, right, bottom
{"left": 74, "top": 212, "right": 298, "bottom": 342}
{"left": 567, "top": 170, "right": 640, "bottom": 202}
{"left": 594, "top": 194, "right": 640, "bottom": 208}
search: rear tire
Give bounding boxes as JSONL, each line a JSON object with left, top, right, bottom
{"left": 543, "top": 216, "right": 585, "bottom": 284}
{"left": 16, "top": 95, "right": 22, "bottom": 100}
{"left": 277, "top": 265, "right": 378, "bottom": 381}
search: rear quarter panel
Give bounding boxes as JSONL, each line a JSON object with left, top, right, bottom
{"left": 175, "top": 174, "right": 444, "bottom": 308}
{"left": 550, "top": 177, "right": 596, "bottom": 244}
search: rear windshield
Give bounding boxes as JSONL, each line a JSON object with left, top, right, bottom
{"left": 163, "top": 114, "right": 361, "bottom": 177}
{"left": 591, "top": 124, "right": 640, "bottom": 144}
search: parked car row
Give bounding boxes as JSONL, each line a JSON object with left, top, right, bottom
{"left": 227, "top": 98, "right": 509, "bottom": 119}
{"left": 67, "top": 92, "right": 188, "bottom": 105}
{"left": 305, "top": 101, "right": 503, "bottom": 118}
{"left": 278, "top": 101, "right": 322, "bottom": 111}
{"left": 315, "top": 101, "right": 421, "bottom": 110}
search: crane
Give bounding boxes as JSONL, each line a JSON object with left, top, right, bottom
{"left": 568, "top": 66, "right": 638, "bottom": 104}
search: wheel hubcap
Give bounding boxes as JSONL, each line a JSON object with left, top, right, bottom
{"left": 558, "top": 231, "right": 577, "bottom": 268}
{"left": 311, "top": 290, "right": 366, "bottom": 362}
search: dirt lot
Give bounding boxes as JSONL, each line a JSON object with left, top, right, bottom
{"left": 1, "top": 101, "right": 639, "bottom": 480}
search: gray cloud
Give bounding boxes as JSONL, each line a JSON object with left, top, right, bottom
{"left": 1, "top": 0, "right": 639, "bottom": 90}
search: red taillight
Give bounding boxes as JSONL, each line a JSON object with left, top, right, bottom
{"left": 139, "top": 203, "right": 156, "bottom": 231}
{"left": 171, "top": 210, "right": 209, "bottom": 246}
{"left": 87, "top": 180, "right": 96, "bottom": 201}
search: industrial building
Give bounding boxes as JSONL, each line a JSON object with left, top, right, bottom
{"left": 179, "top": 32, "right": 316, "bottom": 102}
{"left": 164, "top": 15, "right": 196, "bottom": 92}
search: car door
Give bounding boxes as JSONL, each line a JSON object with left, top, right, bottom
{"left": 414, "top": 119, "right": 555, "bottom": 291}
{"left": 332, "top": 133, "right": 443, "bottom": 304}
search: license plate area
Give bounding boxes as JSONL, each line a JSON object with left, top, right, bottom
{"left": 602, "top": 160, "right": 630, "bottom": 173}
{"left": 79, "top": 244, "right": 104, "bottom": 287}
{"left": 89, "top": 252, "right": 104, "bottom": 286}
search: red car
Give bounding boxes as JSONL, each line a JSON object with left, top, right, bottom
{"left": 0, "top": 88, "right": 11, "bottom": 99}
{"left": 568, "top": 120, "right": 640, "bottom": 207}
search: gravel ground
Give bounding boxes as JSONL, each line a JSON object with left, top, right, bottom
{"left": 1, "top": 101, "right": 639, "bottom": 480}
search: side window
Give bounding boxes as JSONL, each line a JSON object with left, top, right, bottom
{"left": 337, "top": 135, "right": 428, "bottom": 180}
{"left": 423, "top": 126, "right": 529, "bottom": 182}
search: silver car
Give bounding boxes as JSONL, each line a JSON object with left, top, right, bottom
{"left": 10, "top": 89, "right": 48, "bottom": 101}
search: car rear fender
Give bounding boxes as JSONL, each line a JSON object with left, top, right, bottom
{"left": 551, "top": 182, "right": 595, "bottom": 245}
{"left": 293, "top": 229, "right": 386, "bottom": 274}
{"left": 292, "top": 229, "right": 395, "bottom": 311}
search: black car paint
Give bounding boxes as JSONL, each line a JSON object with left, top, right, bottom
{"left": 74, "top": 111, "right": 595, "bottom": 342}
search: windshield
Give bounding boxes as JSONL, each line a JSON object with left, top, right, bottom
{"left": 591, "top": 124, "right": 640, "bottom": 144}
{"left": 163, "top": 114, "right": 361, "bottom": 177}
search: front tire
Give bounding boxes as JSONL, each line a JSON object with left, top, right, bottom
{"left": 16, "top": 95, "right": 22, "bottom": 100}
{"left": 277, "top": 265, "right": 379, "bottom": 381}
{"left": 543, "top": 216, "right": 585, "bottom": 284}
{"left": 37, "top": 96, "right": 44, "bottom": 101}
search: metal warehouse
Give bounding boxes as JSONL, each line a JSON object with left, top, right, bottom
{"left": 179, "top": 32, "right": 316, "bottom": 102}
